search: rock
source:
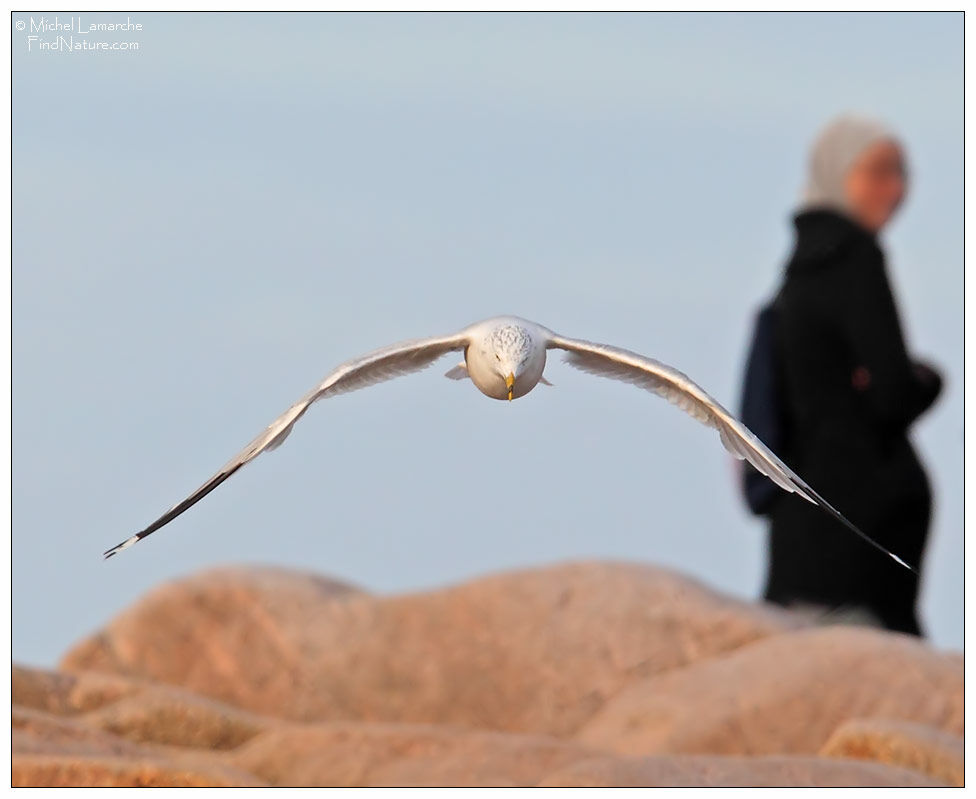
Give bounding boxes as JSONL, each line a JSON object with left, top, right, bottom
{"left": 14, "top": 706, "right": 153, "bottom": 758}
{"left": 538, "top": 754, "right": 944, "bottom": 787}
{"left": 13, "top": 708, "right": 945, "bottom": 788}
{"left": 61, "top": 565, "right": 361, "bottom": 713}
{"left": 78, "top": 688, "right": 269, "bottom": 751}
{"left": 13, "top": 663, "right": 141, "bottom": 716}
{"left": 576, "top": 626, "right": 963, "bottom": 757}
{"left": 12, "top": 754, "right": 265, "bottom": 787}
{"left": 12, "top": 665, "right": 274, "bottom": 787}
{"left": 820, "top": 718, "right": 963, "bottom": 788}
{"left": 14, "top": 664, "right": 270, "bottom": 751}
{"left": 16, "top": 664, "right": 609, "bottom": 788}
{"left": 13, "top": 706, "right": 264, "bottom": 786}
{"left": 230, "top": 722, "right": 602, "bottom": 787}
{"left": 62, "top": 561, "right": 802, "bottom": 736}
{"left": 25, "top": 560, "right": 961, "bottom": 787}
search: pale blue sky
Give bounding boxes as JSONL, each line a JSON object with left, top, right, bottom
{"left": 13, "top": 12, "right": 962, "bottom": 664}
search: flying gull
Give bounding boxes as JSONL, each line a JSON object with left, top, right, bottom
{"left": 103, "top": 315, "right": 915, "bottom": 573}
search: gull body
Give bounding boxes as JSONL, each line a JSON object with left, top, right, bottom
{"left": 103, "top": 315, "right": 915, "bottom": 573}
{"left": 455, "top": 316, "right": 551, "bottom": 400}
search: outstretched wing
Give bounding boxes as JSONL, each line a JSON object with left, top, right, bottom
{"left": 104, "top": 332, "right": 468, "bottom": 558}
{"left": 547, "top": 333, "right": 915, "bottom": 574}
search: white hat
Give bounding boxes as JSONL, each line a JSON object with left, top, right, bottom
{"left": 802, "top": 113, "right": 899, "bottom": 211}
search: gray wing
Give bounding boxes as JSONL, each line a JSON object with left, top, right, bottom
{"left": 104, "top": 332, "right": 468, "bottom": 558}
{"left": 547, "top": 333, "right": 915, "bottom": 573}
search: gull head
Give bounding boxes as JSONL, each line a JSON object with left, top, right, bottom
{"left": 467, "top": 319, "right": 547, "bottom": 401}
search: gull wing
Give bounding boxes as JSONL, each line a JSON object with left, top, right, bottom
{"left": 104, "top": 332, "right": 468, "bottom": 558}
{"left": 547, "top": 333, "right": 915, "bottom": 573}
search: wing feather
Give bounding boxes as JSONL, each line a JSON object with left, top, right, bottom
{"left": 104, "top": 332, "right": 468, "bottom": 558}
{"left": 547, "top": 333, "right": 916, "bottom": 574}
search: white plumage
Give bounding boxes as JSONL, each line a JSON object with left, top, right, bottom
{"left": 103, "top": 315, "right": 912, "bottom": 573}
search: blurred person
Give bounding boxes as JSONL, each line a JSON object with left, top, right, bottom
{"left": 739, "top": 114, "right": 942, "bottom": 636}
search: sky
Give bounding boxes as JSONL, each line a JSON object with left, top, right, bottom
{"left": 12, "top": 12, "right": 963, "bottom": 664}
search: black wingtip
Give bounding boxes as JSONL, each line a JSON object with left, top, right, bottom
{"left": 809, "top": 492, "right": 918, "bottom": 576}
{"left": 102, "top": 534, "right": 139, "bottom": 560}
{"left": 838, "top": 513, "right": 918, "bottom": 576}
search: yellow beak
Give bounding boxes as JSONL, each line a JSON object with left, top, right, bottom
{"left": 505, "top": 373, "right": 515, "bottom": 401}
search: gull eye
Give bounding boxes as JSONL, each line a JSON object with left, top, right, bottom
{"left": 495, "top": 353, "right": 500, "bottom": 361}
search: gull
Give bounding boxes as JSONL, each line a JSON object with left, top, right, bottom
{"left": 103, "top": 315, "right": 914, "bottom": 573}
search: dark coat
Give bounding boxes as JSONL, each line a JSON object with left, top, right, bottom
{"left": 764, "top": 209, "right": 941, "bottom": 635}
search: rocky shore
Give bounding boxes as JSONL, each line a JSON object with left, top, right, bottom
{"left": 12, "top": 562, "right": 963, "bottom": 787}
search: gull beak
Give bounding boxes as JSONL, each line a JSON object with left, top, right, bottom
{"left": 505, "top": 373, "right": 515, "bottom": 401}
